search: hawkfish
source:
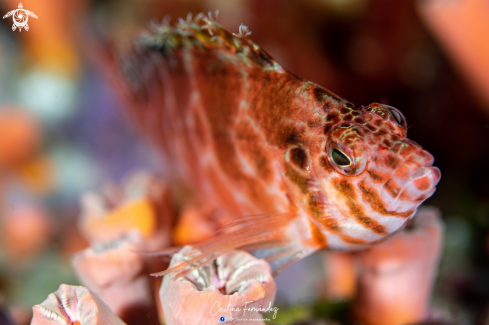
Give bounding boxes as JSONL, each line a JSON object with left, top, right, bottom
{"left": 116, "top": 13, "right": 441, "bottom": 277}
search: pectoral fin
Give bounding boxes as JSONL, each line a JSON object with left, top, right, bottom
{"left": 151, "top": 213, "right": 301, "bottom": 278}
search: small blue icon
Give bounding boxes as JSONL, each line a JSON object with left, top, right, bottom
{"left": 219, "top": 316, "right": 226, "bottom": 322}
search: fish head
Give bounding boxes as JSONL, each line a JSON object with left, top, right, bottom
{"left": 312, "top": 103, "right": 440, "bottom": 248}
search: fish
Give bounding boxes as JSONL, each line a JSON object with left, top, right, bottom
{"left": 115, "top": 13, "right": 441, "bottom": 277}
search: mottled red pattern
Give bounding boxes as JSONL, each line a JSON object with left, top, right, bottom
{"left": 118, "top": 15, "right": 441, "bottom": 276}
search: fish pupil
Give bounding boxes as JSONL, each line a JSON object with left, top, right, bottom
{"left": 332, "top": 148, "right": 351, "bottom": 167}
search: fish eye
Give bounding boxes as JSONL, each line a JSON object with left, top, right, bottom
{"left": 384, "top": 105, "right": 406, "bottom": 128}
{"left": 331, "top": 148, "right": 351, "bottom": 167}
{"left": 327, "top": 143, "right": 366, "bottom": 176}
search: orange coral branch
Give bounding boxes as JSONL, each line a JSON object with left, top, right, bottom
{"left": 353, "top": 206, "right": 444, "bottom": 325}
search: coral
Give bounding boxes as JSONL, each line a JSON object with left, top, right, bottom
{"left": 79, "top": 171, "right": 173, "bottom": 251}
{"left": 417, "top": 0, "right": 489, "bottom": 112}
{"left": 72, "top": 233, "right": 159, "bottom": 325}
{"left": 321, "top": 252, "right": 356, "bottom": 301}
{"left": 31, "top": 284, "right": 126, "bottom": 325}
{"left": 353, "top": 206, "right": 444, "bottom": 325}
{"left": 1, "top": 205, "right": 51, "bottom": 260}
{"left": 0, "top": 108, "right": 40, "bottom": 168}
{"left": 159, "top": 246, "right": 277, "bottom": 325}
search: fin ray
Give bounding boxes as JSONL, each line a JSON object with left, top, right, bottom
{"left": 151, "top": 213, "right": 296, "bottom": 277}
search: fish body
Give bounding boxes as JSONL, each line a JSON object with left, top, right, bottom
{"left": 119, "top": 15, "right": 440, "bottom": 276}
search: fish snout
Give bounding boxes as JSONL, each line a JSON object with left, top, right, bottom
{"left": 380, "top": 150, "right": 440, "bottom": 212}
{"left": 405, "top": 165, "right": 441, "bottom": 200}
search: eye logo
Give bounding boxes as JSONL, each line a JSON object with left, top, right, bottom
{"left": 219, "top": 316, "right": 226, "bottom": 322}
{"left": 2, "top": 3, "right": 38, "bottom": 32}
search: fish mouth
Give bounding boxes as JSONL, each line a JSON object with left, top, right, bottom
{"left": 380, "top": 151, "right": 441, "bottom": 213}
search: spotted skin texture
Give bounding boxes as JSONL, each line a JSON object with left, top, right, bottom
{"left": 118, "top": 16, "right": 441, "bottom": 275}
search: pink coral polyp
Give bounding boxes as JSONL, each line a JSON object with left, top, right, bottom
{"left": 31, "top": 284, "right": 125, "bottom": 325}
{"left": 160, "top": 246, "right": 277, "bottom": 325}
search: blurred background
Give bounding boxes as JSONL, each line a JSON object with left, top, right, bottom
{"left": 0, "top": 0, "right": 488, "bottom": 324}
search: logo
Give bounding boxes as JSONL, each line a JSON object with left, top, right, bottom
{"left": 2, "top": 3, "right": 38, "bottom": 32}
{"left": 211, "top": 301, "right": 279, "bottom": 322}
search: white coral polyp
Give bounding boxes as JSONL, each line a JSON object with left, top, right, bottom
{"left": 31, "top": 284, "right": 126, "bottom": 325}
{"left": 160, "top": 246, "right": 276, "bottom": 325}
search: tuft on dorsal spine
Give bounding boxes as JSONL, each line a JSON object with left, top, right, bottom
{"left": 201, "top": 10, "right": 219, "bottom": 35}
{"left": 175, "top": 12, "right": 204, "bottom": 34}
{"left": 118, "top": 11, "right": 286, "bottom": 100}
{"left": 233, "top": 24, "right": 252, "bottom": 38}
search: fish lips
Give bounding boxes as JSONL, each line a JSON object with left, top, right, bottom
{"left": 380, "top": 160, "right": 441, "bottom": 213}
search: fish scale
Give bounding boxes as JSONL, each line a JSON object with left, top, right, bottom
{"left": 117, "top": 14, "right": 441, "bottom": 277}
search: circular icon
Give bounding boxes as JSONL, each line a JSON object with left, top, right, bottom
{"left": 14, "top": 10, "right": 28, "bottom": 27}
{"left": 219, "top": 316, "right": 226, "bottom": 322}
{"left": 2, "top": 3, "right": 38, "bottom": 32}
